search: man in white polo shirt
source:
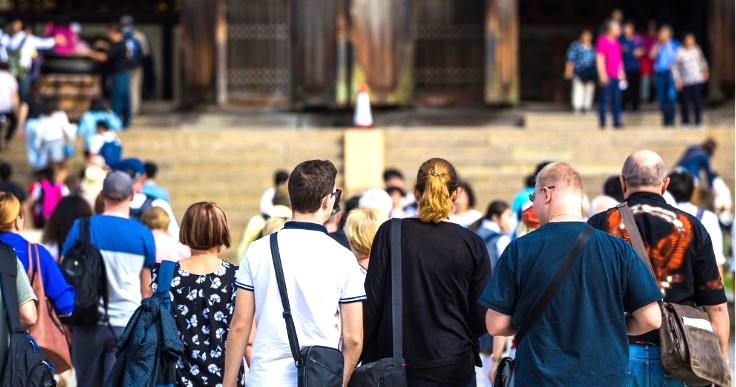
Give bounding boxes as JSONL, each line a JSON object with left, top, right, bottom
{"left": 224, "top": 160, "right": 365, "bottom": 387}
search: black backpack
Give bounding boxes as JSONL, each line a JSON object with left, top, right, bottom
{"left": 58, "top": 217, "right": 110, "bottom": 326}
{"left": 0, "top": 242, "right": 56, "bottom": 387}
{"left": 129, "top": 195, "right": 155, "bottom": 222}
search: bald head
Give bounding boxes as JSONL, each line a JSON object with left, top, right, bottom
{"left": 622, "top": 150, "right": 668, "bottom": 190}
{"left": 535, "top": 162, "right": 584, "bottom": 195}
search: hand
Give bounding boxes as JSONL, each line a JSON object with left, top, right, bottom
{"left": 563, "top": 69, "right": 573, "bottom": 80}
{"left": 53, "top": 34, "right": 67, "bottom": 46}
{"left": 702, "top": 70, "right": 709, "bottom": 82}
{"left": 599, "top": 74, "right": 609, "bottom": 86}
{"left": 489, "top": 362, "right": 499, "bottom": 384}
{"left": 675, "top": 79, "right": 683, "bottom": 91}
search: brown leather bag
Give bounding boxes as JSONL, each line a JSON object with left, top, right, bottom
{"left": 26, "top": 242, "right": 72, "bottom": 373}
{"left": 617, "top": 203, "right": 730, "bottom": 386}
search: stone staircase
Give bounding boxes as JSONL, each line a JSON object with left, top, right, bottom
{"left": 1, "top": 110, "right": 732, "bottom": 260}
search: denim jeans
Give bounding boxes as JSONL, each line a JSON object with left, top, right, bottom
{"left": 627, "top": 344, "right": 685, "bottom": 387}
{"left": 680, "top": 83, "right": 703, "bottom": 125}
{"left": 598, "top": 79, "right": 622, "bottom": 127}
{"left": 111, "top": 71, "right": 132, "bottom": 128}
{"left": 655, "top": 71, "right": 677, "bottom": 126}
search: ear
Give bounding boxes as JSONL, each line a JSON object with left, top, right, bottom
{"left": 320, "top": 194, "right": 330, "bottom": 210}
{"left": 412, "top": 186, "right": 421, "bottom": 202}
{"left": 661, "top": 177, "right": 670, "bottom": 195}
{"left": 450, "top": 189, "right": 460, "bottom": 203}
{"left": 619, "top": 176, "right": 627, "bottom": 198}
{"left": 128, "top": 192, "right": 135, "bottom": 202}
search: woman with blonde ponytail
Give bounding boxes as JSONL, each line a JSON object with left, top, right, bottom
{"left": 362, "top": 158, "right": 492, "bottom": 387}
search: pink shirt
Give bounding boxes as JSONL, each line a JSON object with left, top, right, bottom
{"left": 596, "top": 35, "right": 623, "bottom": 79}
{"left": 152, "top": 229, "right": 191, "bottom": 263}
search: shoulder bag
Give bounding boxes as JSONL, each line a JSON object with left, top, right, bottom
{"left": 349, "top": 218, "right": 407, "bottom": 387}
{"left": 617, "top": 203, "right": 730, "bottom": 386}
{"left": 270, "top": 232, "right": 344, "bottom": 387}
{"left": 26, "top": 242, "right": 72, "bottom": 373}
{"left": 494, "top": 225, "right": 594, "bottom": 387}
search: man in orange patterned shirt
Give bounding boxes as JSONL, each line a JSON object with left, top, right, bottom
{"left": 588, "top": 149, "right": 729, "bottom": 387}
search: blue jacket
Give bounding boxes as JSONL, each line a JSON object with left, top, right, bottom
{"left": 105, "top": 286, "right": 183, "bottom": 386}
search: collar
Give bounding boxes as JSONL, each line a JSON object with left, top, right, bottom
{"left": 481, "top": 220, "right": 501, "bottom": 233}
{"left": 282, "top": 221, "right": 328, "bottom": 234}
{"left": 626, "top": 191, "right": 666, "bottom": 204}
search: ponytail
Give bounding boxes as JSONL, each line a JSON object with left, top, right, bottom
{"left": 415, "top": 158, "right": 458, "bottom": 224}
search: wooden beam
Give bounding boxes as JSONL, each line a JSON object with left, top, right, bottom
{"left": 485, "top": 0, "right": 519, "bottom": 105}
{"left": 215, "top": 0, "right": 228, "bottom": 105}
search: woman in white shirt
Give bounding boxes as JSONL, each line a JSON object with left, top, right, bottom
{"left": 450, "top": 180, "right": 483, "bottom": 228}
{"left": 34, "top": 99, "right": 75, "bottom": 169}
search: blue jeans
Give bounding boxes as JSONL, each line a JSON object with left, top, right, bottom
{"left": 627, "top": 344, "right": 685, "bottom": 387}
{"left": 598, "top": 79, "right": 622, "bottom": 127}
{"left": 655, "top": 71, "right": 677, "bottom": 126}
{"left": 111, "top": 71, "right": 131, "bottom": 128}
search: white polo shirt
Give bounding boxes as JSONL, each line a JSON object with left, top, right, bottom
{"left": 236, "top": 221, "right": 367, "bottom": 387}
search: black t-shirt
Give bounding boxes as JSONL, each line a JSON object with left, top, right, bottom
{"left": 588, "top": 192, "right": 727, "bottom": 344}
{"left": 0, "top": 182, "right": 27, "bottom": 203}
{"left": 107, "top": 41, "right": 133, "bottom": 74}
{"left": 362, "top": 218, "right": 491, "bottom": 383}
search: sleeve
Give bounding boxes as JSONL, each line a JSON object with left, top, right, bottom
{"left": 339, "top": 255, "right": 367, "bottom": 304}
{"left": 691, "top": 225, "right": 728, "bottom": 306}
{"left": 15, "top": 259, "right": 36, "bottom": 306}
{"left": 496, "top": 235, "right": 511, "bottom": 259}
{"left": 587, "top": 212, "right": 606, "bottom": 231}
{"left": 234, "top": 248, "right": 255, "bottom": 291}
{"left": 142, "top": 229, "right": 156, "bottom": 268}
{"left": 32, "top": 35, "right": 56, "bottom": 51}
{"left": 566, "top": 43, "right": 577, "bottom": 63}
{"left": 363, "top": 221, "right": 391, "bottom": 348}
{"left": 60, "top": 219, "right": 80, "bottom": 257}
{"left": 622, "top": 246, "right": 662, "bottom": 313}
{"left": 477, "top": 244, "right": 517, "bottom": 316}
{"left": 106, "top": 112, "right": 123, "bottom": 131}
{"left": 469, "top": 235, "right": 492, "bottom": 336}
{"left": 38, "top": 245, "right": 75, "bottom": 316}
{"left": 76, "top": 113, "right": 92, "bottom": 142}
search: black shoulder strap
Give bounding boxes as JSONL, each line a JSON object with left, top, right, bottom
{"left": 616, "top": 203, "right": 656, "bottom": 279}
{"left": 79, "top": 217, "right": 89, "bottom": 245}
{"left": 270, "top": 232, "right": 304, "bottom": 367}
{"left": 389, "top": 218, "right": 403, "bottom": 369}
{"left": 0, "top": 242, "right": 22, "bottom": 332}
{"left": 515, "top": 225, "right": 594, "bottom": 343}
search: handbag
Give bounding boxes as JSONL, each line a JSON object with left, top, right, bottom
{"left": 617, "top": 203, "right": 731, "bottom": 386}
{"left": 269, "top": 232, "right": 345, "bottom": 387}
{"left": 349, "top": 218, "right": 407, "bottom": 387}
{"left": 494, "top": 226, "right": 594, "bottom": 387}
{"left": 26, "top": 242, "right": 72, "bottom": 373}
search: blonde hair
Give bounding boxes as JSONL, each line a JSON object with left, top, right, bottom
{"left": 0, "top": 192, "right": 21, "bottom": 232}
{"left": 416, "top": 158, "right": 458, "bottom": 223}
{"left": 141, "top": 206, "right": 171, "bottom": 231}
{"left": 344, "top": 208, "right": 386, "bottom": 256}
{"left": 262, "top": 216, "right": 289, "bottom": 236}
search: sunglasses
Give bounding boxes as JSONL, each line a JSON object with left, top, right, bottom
{"left": 529, "top": 186, "right": 556, "bottom": 202}
{"left": 330, "top": 188, "right": 343, "bottom": 214}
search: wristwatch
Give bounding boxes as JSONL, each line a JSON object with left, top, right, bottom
{"left": 491, "top": 355, "right": 502, "bottom": 364}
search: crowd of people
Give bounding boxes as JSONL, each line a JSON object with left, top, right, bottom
{"left": 0, "top": 16, "right": 152, "bottom": 156}
{"left": 0, "top": 129, "right": 729, "bottom": 386}
{"left": 565, "top": 9, "right": 710, "bottom": 128}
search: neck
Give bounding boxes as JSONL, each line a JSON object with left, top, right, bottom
{"left": 356, "top": 255, "right": 369, "bottom": 269}
{"left": 545, "top": 204, "right": 585, "bottom": 223}
{"left": 190, "top": 248, "right": 220, "bottom": 257}
{"left": 103, "top": 202, "right": 130, "bottom": 218}
{"left": 291, "top": 211, "right": 326, "bottom": 225}
{"left": 626, "top": 187, "right": 662, "bottom": 198}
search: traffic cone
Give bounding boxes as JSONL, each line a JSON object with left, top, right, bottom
{"left": 353, "top": 83, "right": 373, "bottom": 128}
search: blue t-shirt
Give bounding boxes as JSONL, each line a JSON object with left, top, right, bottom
{"left": 62, "top": 215, "right": 156, "bottom": 327}
{"left": 566, "top": 41, "right": 596, "bottom": 78}
{"left": 0, "top": 232, "right": 75, "bottom": 316}
{"left": 677, "top": 145, "right": 715, "bottom": 187}
{"left": 654, "top": 40, "right": 679, "bottom": 73}
{"left": 619, "top": 36, "right": 641, "bottom": 72}
{"left": 478, "top": 222, "right": 661, "bottom": 386}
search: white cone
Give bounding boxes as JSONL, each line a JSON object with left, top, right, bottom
{"left": 354, "top": 85, "right": 373, "bottom": 128}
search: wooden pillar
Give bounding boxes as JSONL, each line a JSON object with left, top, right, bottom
{"left": 485, "top": 0, "right": 519, "bottom": 105}
{"left": 180, "top": 0, "right": 217, "bottom": 106}
{"left": 215, "top": 0, "right": 228, "bottom": 105}
{"left": 707, "top": 0, "right": 735, "bottom": 102}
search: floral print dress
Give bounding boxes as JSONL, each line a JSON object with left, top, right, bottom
{"left": 152, "top": 260, "right": 246, "bottom": 387}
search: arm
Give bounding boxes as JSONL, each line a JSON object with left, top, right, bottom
{"left": 488, "top": 336, "right": 507, "bottom": 382}
{"left": 19, "top": 299, "right": 37, "bottom": 330}
{"left": 596, "top": 54, "right": 608, "bottom": 85}
{"left": 649, "top": 43, "right": 660, "bottom": 60}
{"left": 224, "top": 289, "right": 255, "bottom": 387}
{"left": 245, "top": 324, "right": 256, "bottom": 366}
{"left": 671, "top": 53, "right": 683, "bottom": 89}
{"left": 699, "top": 48, "right": 709, "bottom": 81}
{"left": 39, "top": 247, "right": 75, "bottom": 316}
{"left": 485, "top": 308, "right": 514, "bottom": 337}
{"left": 564, "top": 61, "right": 574, "bottom": 79}
{"left": 340, "top": 301, "right": 363, "bottom": 386}
{"left": 704, "top": 303, "right": 730, "bottom": 362}
{"left": 626, "top": 301, "right": 661, "bottom": 335}
{"left": 139, "top": 268, "right": 152, "bottom": 298}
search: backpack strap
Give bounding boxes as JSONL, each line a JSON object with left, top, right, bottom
{"left": 270, "top": 232, "right": 304, "bottom": 367}
{"left": 0, "top": 242, "right": 22, "bottom": 333}
{"left": 696, "top": 207, "right": 705, "bottom": 222}
{"left": 79, "top": 217, "right": 89, "bottom": 245}
{"left": 156, "top": 260, "right": 178, "bottom": 312}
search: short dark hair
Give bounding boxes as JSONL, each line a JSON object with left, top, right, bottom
{"left": 144, "top": 162, "right": 158, "bottom": 179}
{"left": 603, "top": 175, "right": 625, "bottom": 202}
{"left": 338, "top": 195, "right": 362, "bottom": 230}
{"left": 274, "top": 170, "right": 289, "bottom": 186}
{"left": 0, "top": 161, "right": 11, "bottom": 182}
{"left": 385, "top": 186, "right": 406, "bottom": 197}
{"left": 383, "top": 168, "right": 404, "bottom": 183}
{"left": 458, "top": 180, "right": 476, "bottom": 208}
{"left": 702, "top": 138, "right": 717, "bottom": 156}
{"left": 288, "top": 160, "right": 337, "bottom": 213}
{"left": 668, "top": 171, "right": 695, "bottom": 203}
{"left": 179, "top": 202, "right": 231, "bottom": 250}
{"left": 96, "top": 121, "right": 109, "bottom": 131}
{"left": 485, "top": 200, "right": 510, "bottom": 220}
